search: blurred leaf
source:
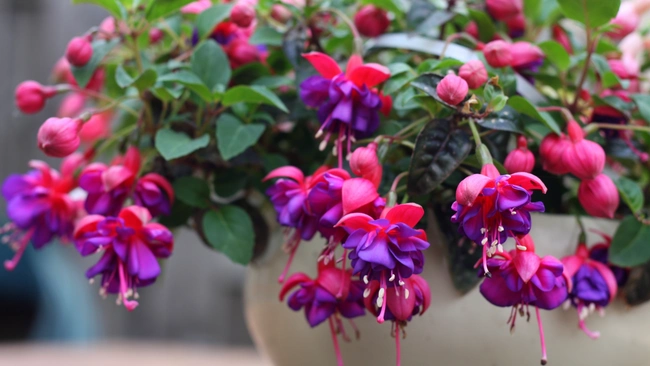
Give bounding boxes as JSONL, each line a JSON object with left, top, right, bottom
{"left": 155, "top": 128, "right": 210, "bottom": 160}
{"left": 249, "top": 26, "right": 283, "bottom": 46}
{"left": 202, "top": 206, "right": 255, "bottom": 265}
{"left": 158, "top": 70, "right": 213, "bottom": 101}
{"left": 191, "top": 40, "right": 231, "bottom": 92}
{"left": 557, "top": 0, "right": 620, "bottom": 28}
{"left": 592, "top": 54, "right": 623, "bottom": 89}
{"left": 252, "top": 76, "right": 293, "bottom": 88}
{"left": 222, "top": 85, "right": 289, "bottom": 112}
{"left": 216, "top": 114, "right": 266, "bottom": 160}
{"left": 610, "top": 216, "right": 650, "bottom": 267}
{"left": 71, "top": 39, "right": 120, "bottom": 89}
{"left": 616, "top": 177, "right": 644, "bottom": 213}
{"left": 631, "top": 94, "right": 650, "bottom": 123}
{"left": 72, "top": 0, "right": 126, "bottom": 19}
{"left": 538, "top": 40, "right": 570, "bottom": 71}
{"left": 173, "top": 176, "right": 211, "bottom": 208}
{"left": 508, "top": 96, "right": 562, "bottom": 134}
{"left": 468, "top": 9, "right": 496, "bottom": 43}
{"left": 623, "top": 261, "right": 650, "bottom": 306}
{"left": 214, "top": 170, "right": 249, "bottom": 197}
{"left": 523, "top": 0, "right": 542, "bottom": 18}
{"left": 196, "top": 4, "right": 233, "bottom": 39}
{"left": 159, "top": 199, "right": 194, "bottom": 228}
{"left": 146, "top": 0, "right": 194, "bottom": 20}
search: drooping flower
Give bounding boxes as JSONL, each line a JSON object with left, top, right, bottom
{"left": 299, "top": 52, "right": 391, "bottom": 154}
{"left": 486, "top": 0, "right": 523, "bottom": 21}
{"left": 552, "top": 25, "right": 573, "bottom": 54}
{"left": 133, "top": 173, "right": 175, "bottom": 217}
{"left": 230, "top": 2, "right": 256, "bottom": 28}
{"left": 578, "top": 174, "right": 619, "bottom": 219}
{"left": 79, "top": 111, "right": 112, "bottom": 144}
{"left": 504, "top": 135, "right": 535, "bottom": 173}
{"left": 561, "top": 240, "right": 618, "bottom": 339}
{"left": 74, "top": 205, "right": 173, "bottom": 311}
{"left": 607, "top": 2, "right": 639, "bottom": 40}
{"left": 539, "top": 133, "right": 571, "bottom": 175}
{"left": 479, "top": 235, "right": 569, "bottom": 365}
{"left": 506, "top": 13, "right": 526, "bottom": 38}
{"left": 563, "top": 120, "right": 605, "bottom": 180}
{"left": 451, "top": 164, "right": 547, "bottom": 275}
{"left": 337, "top": 203, "right": 429, "bottom": 322}
{"left": 1, "top": 160, "right": 79, "bottom": 270}
{"left": 354, "top": 5, "right": 390, "bottom": 38}
{"left": 509, "top": 42, "right": 545, "bottom": 78}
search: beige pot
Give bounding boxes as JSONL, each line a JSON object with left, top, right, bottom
{"left": 244, "top": 213, "right": 650, "bottom": 365}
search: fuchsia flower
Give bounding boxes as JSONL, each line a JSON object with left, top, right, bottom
{"left": 486, "top": 0, "right": 523, "bottom": 21}
{"left": 563, "top": 120, "right": 605, "bottom": 180}
{"left": 539, "top": 133, "right": 571, "bottom": 175}
{"left": 350, "top": 142, "right": 382, "bottom": 188}
{"left": 553, "top": 25, "right": 573, "bottom": 54}
{"left": 230, "top": 3, "right": 256, "bottom": 28}
{"left": 483, "top": 40, "right": 512, "bottom": 68}
{"left": 133, "top": 174, "right": 175, "bottom": 217}
{"left": 37, "top": 117, "right": 83, "bottom": 158}
{"left": 354, "top": 5, "right": 390, "bottom": 38}
{"left": 299, "top": 52, "right": 391, "bottom": 154}
{"left": 578, "top": 174, "right": 620, "bottom": 219}
{"left": 15, "top": 81, "right": 56, "bottom": 115}
{"left": 504, "top": 135, "right": 535, "bottom": 173}
{"left": 436, "top": 74, "right": 468, "bottom": 106}
{"left": 458, "top": 60, "right": 488, "bottom": 89}
{"left": 57, "top": 93, "right": 86, "bottom": 118}
{"left": 73, "top": 205, "right": 174, "bottom": 311}
{"left": 479, "top": 235, "right": 569, "bottom": 365}
{"left": 561, "top": 240, "right": 618, "bottom": 339}
{"left": 506, "top": 13, "right": 526, "bottom": 38}
{"left": 607, "top": 2, "right": 639, "bottom": 40}
{"left": 510, "top": 42, "right": 545, "bottom": 75}
{"left": 149, "top": 27, "right": 164, "bottom": 44}
{"left": 451, "top": 164, "right": 547, "bottom": 275}
{"left": 1, "top": 159, "right": 80, "bottom": 270}
{"left": 336, "top": 203, "right": 429, "bottom": 323}
{"left": 65, "top": 36, "right": 93, "bottom": 67}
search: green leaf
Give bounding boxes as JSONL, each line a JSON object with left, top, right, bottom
{"left": 538, "top": 40, "right": 570, "bottom": 71}
{"left": 202, "top": 206, "right": 255, "bottom": 265}
{"left": 216, "top": 114, "right": 266, "bottom": 160}
{"left": 610, "top": 216, "right": 650, "bottom": 267}
{"left": 155, "top": 128, "right": 210, "bottom": 160}
{"left": 479, "top": 106, "right": 525, "bottom": 133}
{"left": 158, "top": 70, "right": 213, "bottom": 101}
{"left": 468, "top": 9, "right": 496, "bottom": 43}
{"left": 252, "top": 76, "right": 293, "bottom": 89}
{"left": 407, "top": 118, "right": 472, "bottom": 195}
{"left": 616, "top": 177, "right": 644, "bottom": 213}
{"left": 115, "top": 65, "right": 134, "bottom": 88}
{"left": 132, "top": 69, "right": 158, "bottom": 91}
{"left": 489, "top": 95, "right": 508, "bottom": 112}
{"left": 524, "top": 0, "right": 542, "bottom": 18}
{"left": 557, "top": 0, "right": 620, "bottom": 28}
{"left": 196, "top": 4, "right": 233, "bottom": 39}
{"left": 249, "top": 26, "right": 284, "bottom": 47}
{"left": 173, "top": 176, "right": 211, "bottom": 208}
{"left": 72, "top": 0, "right": 126, "bottom": 19}
{"left": 191, "top": 40, "right": 231, "bottom": 93}
{"left": 411, "top": 73, "right": 460, "bottom": 110}
{"left": 361, "top": 0, "right": 405, "bottom": 13}
{"left": 145, "top": 0, "right": 193, "bottom": 20}
{"left": 222, "top": 85, "right": 288, "bottom": 112}
{"left": 631, "top": 94, "right": 650, "bottom": 123}
{"left": 214, "top": 170, "right": 248, "bottom": 197}
{"left": 507, "top": 96, "right": 562, "bottom": 134}
{"left": 591, "top": 54, "right": 623, "bottom": 89}
{"left": 71, "top": 39, "right": 120, "bottom": 89}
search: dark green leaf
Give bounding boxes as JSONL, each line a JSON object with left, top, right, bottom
{"left": 407, "top": 118, "right": 472, "bottom": 195}
{"left": 191, "top": 40, "right": 231, "bottom": 92}
{"left": 155, "top": 128, "right": 210, "bottom": 160}
{"left": 610, "top": 216, "right": 650, "bottom": 267}
{"left": 71, "top": 39, "right": 120, "bottom": 89}
{"left": 507, "top": 96, "right": 562, "bottom": 134}
{"left": 214, "top": 170, "right": 248, "bottom": 197}
{"left": 616, "top": 177, "right": 644, "bottom": 213}
{"left": 557, "top": 0, "right": 620, "bottom": 28}
{"left": 145, "top": 0, "right": 194, "bottom": 20}
{"left": 132, "top": 69, "right": 158, "bottom": 91}
{"left": 72, "top": 0, "right": 126, "bottom": 18}
{"left": 158, "top": 70, "right": 213, "bottom": 101}
{"left": 631, "top": 94, "right": 650, "bottom": 123}
{"left": 623, "top": 261, "right": 650, "bottom": 306}
{"left": 252, "top": 76, "right": 293, "bottom": 88}
{"left": 216, "top": 114, "right": 266, "bottom": 160}
{"left": 173, "top": 176, "right": 211, "bottom": 208}
{"left": 115, "top": 65, "right": 134, "bottom": 88}
{"left": 202, "top": 206, "right": 255, "bottom": 264}
{"left": 159, "top": 199, "right": 194, "bottom": 228}
{"left": 478, "top": 106, "right": 525, "bottom": 133}
{"left": 538, "top": 40, "right": 570, "bottom": 71}
{"left": 222, "top": 85, "right": 289, "bottom": 112}
{"left": 196, "top": 4, "right": 233, "bottom": 39}
{"left": 469, "top": 9, "right": 496, "bottom": 43}
{"left": 249, "top": 26, "right": 284, "bottom": 47}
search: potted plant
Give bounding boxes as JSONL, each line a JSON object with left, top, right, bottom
{"left": 5, "top": 0, "right": 650, "bottom": 364}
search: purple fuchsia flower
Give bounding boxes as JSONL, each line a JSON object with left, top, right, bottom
{"left": 451, "top": 163, "right": 547, "bottom": 276}
{"left": 561, "top": 237, "right": 618, "bottom": 339}
{"left": 479, "top": 235, "right": 570, "bottom": 365}
{"left": 73, "top": 205, "right": 173, "bottom": 311}
{"left": 133, "top": 173, "right": 175, "bottom": 217}
{"left": 336, "top": 203, "right": 429, "bottom": 323}
{"left": 1, "top": 159, "right": 79, "bottom": 270}
{"left": 299, "top": 52, "right": 392, "bottom": 158}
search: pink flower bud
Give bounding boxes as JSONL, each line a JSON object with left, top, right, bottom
{"left": 57, "top": 93, "right": 86, "bottom": 118}
{"left": 552, "top": 25, "right": 573, "bottom": 54}
{"left": 607, "top": 3, "right": 639, "bottom": 40}
{"left": 354, "top": 5, "right": 390, "bottom": 38}
{"left": 149, "top": 28, "right": 164, "bottom": 44}
{"left": 458, "top": 60, "right": 488, "bottom": 89}
{"left": 79, "top": 111, "right": 112, "bottom": 144}
{"left": 15, "top": 81, "right": 56, "bottom": 114}
{"left": 505, "top": 13, "right": 526, "bottom": 38}
{"left": 436, "top": 74, "right": 468, "bottom": 106}
{"left": 37, "top": 117, "right": 83, "bottom": 158}
{"left": 504, "top": 135, "right": 535, "bottom": 173}
{"left": 270, "top": 5, "right": 292, "bottom": 23}
{"left": 540, "top": 133, "right": 571, "bottom": 175}
{"left": 486, "top": 0, "right": 523, "bottom": 21}
{"left": 509, "top": 42, "right": 544, "bottom": 68}
{"left": 350, "top": 142, "right": 382, "bottom": 188}
{"left": 578, "top": 174, "right": 619, "bottom": 219}
{"left": 465, "top": 21, "right": 479, "bottom": 39}
{"left": 231, "top": 3, "right": 256, "bottom": 28}
{"left": 52, "top": 57, "right": 73, "bottom": 84}
{"left": 66, "top": 36, "right": 93, "bottom": 67}
{"left": 483, "top": 40, "right": 512, "bottom": 68}
{"left": 225, "top": 39, "right": 261, "bottom": 69}
{"left": 563, "top": 120, "right": 605, "bottom": 180}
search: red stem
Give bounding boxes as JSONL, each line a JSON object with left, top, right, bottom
{"left": 395, "top": 322, "right": 402, "bottom": 366}
{"left": 535, "top": 307, "right": 548, "bottom": 365}
{"left": 328, "top": 317, "right": 344, "bottom": 366}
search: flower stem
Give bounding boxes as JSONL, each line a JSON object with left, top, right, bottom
{"left": 328, "top": 317, "right": 345, "bottom": 366}
{"left": 323, "top": 8, "right": 363, "bottom": 55}
{"left": 537, "top": 106, "right": 574, "bottom": 123}
{"left": 570, "top": 31, "right": 598, "bottom": 112}
{"left": 468, "top": 118, "right": 482, "bottom": 146}
{"left": 589, "top": 122, "right": 650, "bottom": 134}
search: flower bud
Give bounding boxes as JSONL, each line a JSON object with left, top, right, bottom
{"left": 79, "top": 111, "right": 112, "bottom": 144}
{"left": 509, "top": 42, "right": 544, "bottom": 70}
{"left": 563, "top": 120, "right": 605, "bottom": 180}
{"left": 458, "top": 60, "right": 488, "bottom": 89}
{"left": 354, "top": 5, "right": 390, "bottom": 38}
{"left": 37, "top": 117, "right": 83, "bottom": 158}
{"left": 483, "top": 40, "right": 512, "bottom": 68}
{"left": 466, "top": 21, "right": 479, "bottom": 39}
{"left": 15, "top": 81, "right": 56, "bottom": 114}
{"left": 540, "top": 133, "right": 571, "bottom": 175}
{"left": 57, "top": 93, "right": 86, "bottom": 118}
{"left": 231, "top": 3, "right": 256, "bottom": 28}
{"left": 505, "top": 13, "right": 526, "bottom": 38}
{"left": 225, "top": 39, "right": 260, "bottom": 69}
{"left": 486, "top": 0, "right": 523, "bottom": 21}
{"left": 578, "top": 174, "right": 619, "bottom": 219}
{"left": 270, "top": 5, "right": 292, "bottom": 23}
{"left": 66, "top": 36, "right": 93, "bottom": 67}
{"left": 552, "top": 25, "right": 573, "bottom": 54}
{"left": 149, "top": 28, "right": 164, "bottom": 44}
{"left": 504, "top": 135, "right": 535, "bottom": 173}
{"left": 97, "top": 17, "right": 128, "bottom": 39}
{"left": 436, "top": 74, "right": 468, "bottom": 106}
{"left": 350, "top": 142, "right": 382, "bottom": 188}
{"left": 607, "top": 3, "right": 639, "bottom": 40}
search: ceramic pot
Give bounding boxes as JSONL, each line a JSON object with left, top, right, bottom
{"left": 244, "top": 213, "right": 649, "bottom": 366}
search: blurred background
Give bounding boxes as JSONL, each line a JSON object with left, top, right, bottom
{"left": 0, "top": 1, "right": 262, "bottom": 364}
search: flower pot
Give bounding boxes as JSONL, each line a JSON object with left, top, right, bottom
{"left": 244, "top": 213, "right": 649, "bottom": 366}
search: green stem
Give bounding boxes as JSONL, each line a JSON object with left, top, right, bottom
{"left": 323, "top": 8, "right": 363, "bottom": 55}
{"left": 468, "top": 118, "right": 482, "bottom": 145}
{"left": 590, "top": 123, "right": 650, "bottom": 134}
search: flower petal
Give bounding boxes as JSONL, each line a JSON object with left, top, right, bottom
{"left": 348, "top": 63, "right": 391, "bottom": 88}
{"left": 513, "top": 251, "right": 542, "bottom": 284}
{"left": 561, "top": 255, "right": 584, "bottom": 278}
{"left": 263, "top": 166, "right": 304, "bottom": 184}
{"left": 456, "top": 174, "right": 493, "bottom": 206}
{"left": 591, "top": 261, "right": 618, "bottom": 302}
{"left": 342, "top": 178, "right": 378, "bottom": 215}
{"left": 384, "top": 203, "right": 424, "bottom": 227}
{"left": 302, "top": 52, "right": 341, "bottom": 79}
{"left": 279, "top": 272, "right": 313, "bottom": 301}
{"left": 508, "top": 172, "right": 548, "bottom": 193}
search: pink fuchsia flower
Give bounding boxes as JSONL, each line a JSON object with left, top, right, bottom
{"left": 134, "top": 173, "right": 175, "bottom": 217}
{"left": 336, "top": 203, "right": 429, "bottom": 322}
{"left": 230, "top": 3, "right": 256, "bottom": 28}
{"left": 181, "top": 0, "right": 212, "bottom": 14}
{"left": 224, "top": 39, "right": 262, "bottom": 69}
{"left": 354, "top": 5, "right": 390, "bottom": 38}
{"left": 79, "top": 111, "right": 112, "bottom": 144}
{"left": 479, "top": 235, "right": 570, "bottom": 365}
{"left": 608, "top": 56, "right": 640, "bottom": 80}
{"left": 506, "top": 13, "right": 526, "bottom": 38}
{"left": 350, "top": 142, "right": 383, "bottom": 188}
{"left": 509, "top": 42, "right": 545, "bottom": 75}
{"left": 539, "top": 133, "right": 571, "bottom": 175}
{"left": 607, "top": 2, "right": 639, "bottom": 40}
{"left": 451, "top": 164, "right": 547, "bottom": 276}
{"left": 562, "top": 241, "right": 618, "bottom": 339}
{"left": 299, "top": 52, "right": 390, "bottom": 154}
{"left": 486, "top": 0, "right": 523, "bottom": 21}
{"left": 465, "top": 21, "right": 479, "bottom": 39}
{"left": 504, "top": 135, "right": 535, "bottom": 173}
{"left": 578, "top": 174, "right": 620, "bottom": 219}
{"left": 458, "top": 60, "right": 488, "bottom": 89}
{"left": 483, "top": 40, "right": 512, "bottom": 68}
{"left": 563, "top": 120, "right": 605, "bottom": 180}
{"left": 1, "top": 160, "right": 79, "bottom": 270}
{"left": 57, "top": 93, "right": 86, "bottom": 118}
{"left": 553, "top": 25, "right": 573, "bottom": 54}
{"left": 436, "top": 74, "right": 468, "bottom": 106}
{"left": 73, "top": 205, "right": 174, "bottom": 311}
{"left": 65, "top": 36, "right": 93, "bottom": 67}
{"left": 37, "top": 117, "right": 83, "bottom": 158}
{"left": 15, "top": 81, "right": 56, "bottom": 114}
